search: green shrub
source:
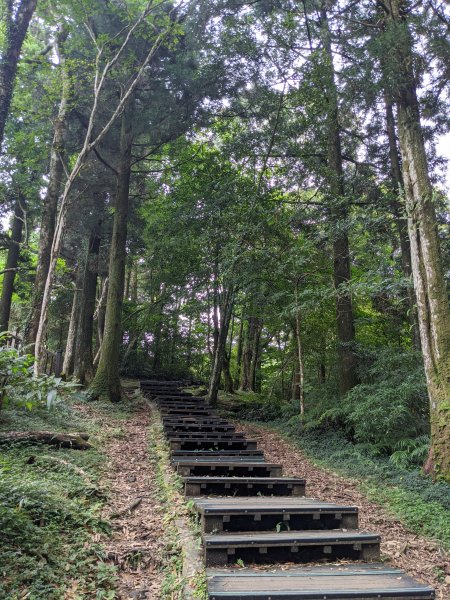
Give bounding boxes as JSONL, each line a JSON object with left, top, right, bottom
{"left": 0, "top": 344, "right": 78, "bottom": 411}
{"left": 304, "top": 349, "right": 428, "bottom": 452}
{"left": 390, "top": 435, "right": 430, "bottom": 469}
{"left": 219, "top": 390, "right": 285, "bottom": 422}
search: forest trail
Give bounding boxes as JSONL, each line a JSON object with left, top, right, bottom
{"left": 78, "top": 393, "right": 166, "bottom": 599}
{"left": 145, "top": 380, "right": 442, "bottom": 600}
{"left": 238, "top": 422, "right": 450, "bottom": 600}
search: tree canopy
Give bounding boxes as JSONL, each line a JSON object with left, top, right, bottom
{"left": 1, "top": 0, "right": 449, "bottom": 479}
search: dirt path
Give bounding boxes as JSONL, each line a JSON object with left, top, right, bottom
{"left": 79, "top": 401, "right": 166, "bottom": 600}
{"left": 238, "top": 422, "right": 450, "bottom": 600}
{"left": 102, "top": 407, "right": 165, "bottom": 599}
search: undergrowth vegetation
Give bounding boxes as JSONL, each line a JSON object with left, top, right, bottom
{"left": 0, "top": 399, "right": 122, "bottom": 599}
{"left": 218, "top": 348, "right": 450, "bottom": 550}
{"left": 0, "top": 345, "right": 79, "bottom": 411}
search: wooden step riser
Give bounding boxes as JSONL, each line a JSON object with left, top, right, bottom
{"left": 144, "top": 392, "right": 192, "bottom": 397}
{"left": 165, "top": 426, "right": 236, "bottom": 433}
{"left": 157, "top": 400, "right": 206, "bottom": 405}
{"left": 163, "top": 418, "right": 229, "bottom": 424}
{"left": 171, "top": 440, "right": 257, "bottom": 451}
{"left": 205, "top": 542, "right": 380, "bottom": 567}
{"left": 172, "top": 451, "right": 264, "bottom": 459}
{"left": 158, "top": 404, "right": 207, "bottom": 409}
{"left": 162, "top": 410, "right": 213, "bottom": 416}
{"left": 200, "top": 512, "right": 357, "bottom": 534}
{"left": 186, "top": 481, "right": 305, "bottom": 498}
{"left": 166, "top": 432, "right": 244, "bottom": 440}
{"left": 177, "top": 465, "right": 282, "bottom": 477}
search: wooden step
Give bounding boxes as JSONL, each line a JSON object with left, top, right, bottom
{"left": 186, "top": 477, "right": 306, "bottom": 501}
{"left": 170, "top": 438, "right": 258, "bottom": 451}
{"left": 155, "top": 396, "right": 204, "bottom": 408}
{"left": 171, "top": 450, "right": 265, "bottom": 460}
{"left": 151, "top": 391, "right": 193, "bottom": 395}
{"left": 203, "top": 530, "right": 381, "bottom": 567}
{"left": 166, "top": 431, "right": 244, "bottom": 440}
{"left": 175, "top": 460, "right": 282, "bottom": 477}
{"left": 161, "top": 408, "right": 214, "bottom": 416}
{"left": 163, "top": 416, "right": 229, "bottom": 424}
{"left": 164, "top": 424, "right": 236, "bottom": 433}
{"left": 158, "top": 404, "right": 208, "bottom": 410}
{"left": 192, "top": 497, "right": 359, "bottom": 532}
{"left": 206, "top": 564, "right": 435, "bottom": 599}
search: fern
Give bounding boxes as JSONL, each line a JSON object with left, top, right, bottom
{"left": 389, "top": 435, "right": 430, "bottom": 469}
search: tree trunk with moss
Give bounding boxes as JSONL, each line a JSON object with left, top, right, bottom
{"left": 74, "top": 223, "right": 101, "bottom": 384}
{"left": 222, "top": 350, "right": 234, "bottom": 394}
{"left": 384, "top": 94, "right": 421, "bottom": 349}
{"left": 320, "top": 4, "right": 358, "bottom": 396}
{"left": 25, "top": 27, "right": 70, "bottom": 350}
{"left": 234, "top": 318, "right": 244, "bottom": 388}
{"left": 62, "top": 267, "right": 83, "bottom": 377}
{"left": 0, "top": 195, "right": 25, "bottom": 334}
{"left": 0, "top": 0, "right": 37, "bottom": 150}
{"left": 209, "top": 287, "right": 235, "bottom": 406}
{"left": 89, "top": 106, "right": 133, "bottom": 401}
{"left": 386, "top": 0, "right": 450, "bottom": 480}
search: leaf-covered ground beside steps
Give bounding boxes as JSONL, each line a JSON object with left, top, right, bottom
{"left": 77, "top": 400, "right": 167, "bottom": 599}
{"left": 237, "top": 422, "right": 450, "bottom": 600}
{"left": 0, "top": 392, "right": 177, "bottom": 599}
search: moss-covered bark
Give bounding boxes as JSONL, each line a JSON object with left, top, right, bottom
{"left": 0, "top": 195, "right": 25, "bottom": 334}
{"left": 320, "top": 5, "right": 358, "bottom": 396}
{"left": 89, "top": 105, "right": 133, "bottom": 402}
{"left": 25, "top": 27, "right": 69, "bottom": 350}
{"left": 74, "top": 222, "right": 101, "bottom": 384}
{"left": 386, "top": 0, "right": 450, "bottom": 481}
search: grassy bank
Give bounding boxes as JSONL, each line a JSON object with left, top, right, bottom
{"left": 0, "top": 399, "right": 128, "bottom": 599}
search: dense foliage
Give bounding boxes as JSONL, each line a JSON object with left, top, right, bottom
{"left": 0, "top": 0, "right": 449, "bottom": 477}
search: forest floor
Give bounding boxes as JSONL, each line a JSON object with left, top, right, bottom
{"left": 237, "top": 421, "right": 450, "bottom": 600}
{"left": 77, "top": 397, "right": 166, "bottom": 599}
{"left": 0, "top": 385, "right": 189, "bottom": 600}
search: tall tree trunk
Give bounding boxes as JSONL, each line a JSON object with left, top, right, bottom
{"left": 0, "top": 194, "right": 25, "bottom": 334}
{"left": 209, "top": 287, "right": 235, "bottom": 406}
{"left": 384, "top": 94, "right": 421, "bottom": 349}
{"left": 89, "top": 104, "right": 134, "bottom": 401}
{"left": 239, "top": 317, "right": 252, "bottom": 391}
{"left": 222, "top": 351, "right": 234, "bottom": 394}
{"left": 212, "top": 262, "right": 220, "bottom": 357}
{"left": 94, "top": 276, "right": 108, "bottom": 366}
{"left": 62, "top": 267, "right": 83, "bottom": 377}
{"left": 153, "top": 319, "right": 163, "bottom": 370}
{"left": 124, "top": 256, "right": 132, "bottom": 299}
{"left": 240, "top": 315, "right": 259, "bottom": 392}
{"left": 320, "top": 5, "right": 358, "bottom": 395}
{"left": 74, "top": 223, "right": 101, "bottom": 384}
{"left": 294, "top": 311, "right": 305, "bottom": 417}
{"left": 0, "top": 0, "right": 38, "bottom": 150}
{"left": 385, "top": 0, "right": 450, "bottom": 481}
{"left": 130, "top": 260, "right": 138, "bottom": 302}
{"left": 234, "top": 318, "right": 244, "bottom": 388}
{"left": 249, "top": 318, "right": 262, "bottom": 391}
{"left": 206, "top": 287, "right": 212, "bottom": 359}
{"left": 25, "top": 26, "right": 70, "bottom": 350}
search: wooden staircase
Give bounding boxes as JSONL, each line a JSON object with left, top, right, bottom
{"left": 141, "top": 380, "right": 435, "bottom": 600}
